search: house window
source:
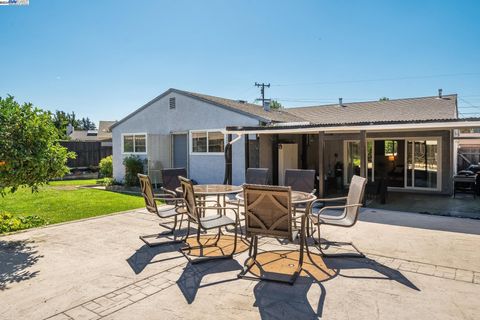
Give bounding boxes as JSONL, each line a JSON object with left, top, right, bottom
{"left": 191, "top": 131, "right": 225, "bottom": 154}
{"left": 123, "top": 134, "right": 147, "bottom": 154}
{"left": 169, "top": 97, "right": 176, "bottom": 109}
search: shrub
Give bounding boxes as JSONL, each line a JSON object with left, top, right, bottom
{"left": 123, "top": 155, "right": 144, "bottom": 186}
{"left": 98, "top": 177, "right": 118, "bottom": 186}
{"left": 99, "top": 155, "right": 113, "bottom": 178}
{"left": 0, "top": 212, "right": 47, "bottom": 233}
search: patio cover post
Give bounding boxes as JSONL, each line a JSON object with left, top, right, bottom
{"left": 318, "top": 131, "right": 325, "bottom": 197}
{"left": 223, "top": 134, "right": 233, "bottom": 184}
{"left": 359, "top": 130, "right": 367, "bottom": 178}
{"left": 244, "top": 134, "right": 250, "bottom": 174}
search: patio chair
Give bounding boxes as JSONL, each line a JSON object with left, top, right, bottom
{"left": 238, "top": 184, "right": 305, "bottom": 285}
{"left": 284, "top": 169, "right": 316, "bottom": 227}
{"left": 161, "top": 168, "right": 187, "bottom": 197}
{"left": 284, "top": 169, "right": 316, "bottom": 194}
{"left": 179, "top": 176, "right": 239, "bottom": 264}
{"left": 307, "top": 175, "right": 367, "bottom": 258}
{"left": 137, "top": 174, "right": 186, "bottom": 247}
{"left": 225, "top": 168, "right": 270, "bottom": 237}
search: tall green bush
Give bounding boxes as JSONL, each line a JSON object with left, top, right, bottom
{"left": 123, "top": 155, "right": 144, "bottom": 186}
{"left": 99, "top": 155, "right": 113, "bottom": 178}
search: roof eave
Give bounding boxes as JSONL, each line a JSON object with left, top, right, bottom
{"left": 225, "top": 118, "right": 480, "bottom": 135}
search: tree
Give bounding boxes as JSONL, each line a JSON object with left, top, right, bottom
{"left": 270, "top": 100, "right": 283, "bottom": 110}
{"left": 78, "top": 117, "right": 96, "bottom": 130}
{"left": 52, "top": 110, "right": 80, "bottom": 139}
{"left": 379, "top": 97, "right": 390, "bottom": 101}
{"left": 0, "top": 95, "right": 76, "bottom": 195}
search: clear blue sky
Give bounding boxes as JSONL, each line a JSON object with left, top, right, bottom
{"left": 1, "top": 0, "right": 480, "bottom": 124}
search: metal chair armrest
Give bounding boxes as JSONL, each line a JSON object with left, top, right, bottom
{"left": 315, "top": 196, "right": 348, "bottom": 202}
{"left": 160, "top": 187, "right": 177, "bottom": 198}
{"left": 153, "top": 196, "right": 184, "bottom": 202}
{"left": 310, "top": 203, "right": 363, "bottom": 220}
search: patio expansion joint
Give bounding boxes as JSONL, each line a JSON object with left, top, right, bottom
{"left": 43, "top": 262, "right": 186, "bottom": 320}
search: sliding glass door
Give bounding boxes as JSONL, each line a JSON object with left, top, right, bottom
{"left": 345, "top": 137, "right": 441, "bottom": 190}
{"left": 406, "top": 139, "right": 439, "bottom": 189}
{"left": 344, "top": 141, "right": 374, "bottom": 185}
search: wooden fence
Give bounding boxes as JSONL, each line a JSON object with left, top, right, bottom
{"left": 457, "top": 146, "right": 480, "bottom": 171}
{"left": 60, "top": 141, "right": 112, "bottom": 169}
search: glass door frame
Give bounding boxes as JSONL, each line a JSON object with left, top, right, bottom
{"left": 343, "top": 140, "right": 374, "bottom": 186}
{"left": 343, "top": 136, "right": 442, "bottom": 191}
{"left": 403, "top": 137, "right": 442, "bottom": 192}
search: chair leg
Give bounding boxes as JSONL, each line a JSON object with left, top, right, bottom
{"left": 139, "top": 215, "right": 185, "bottom": 247}
{"left": 314, "top": 224, "right": 365, "bottom": 258}
{"left": 180, "top": 224, "right": 237, "bottom": 264}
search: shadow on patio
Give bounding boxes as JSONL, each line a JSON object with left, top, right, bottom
{"left": 0, "top": 240, "right": 42, "bottom": 290}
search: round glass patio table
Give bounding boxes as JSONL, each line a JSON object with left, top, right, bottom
{"left": 175, "top": 184, "right": 243, "bottom": 196}
{"left": 235, "top": 190, "right": 316, "bottom": 204}
{"left": 175, "top": 184, "right": 243, "bottom": 217}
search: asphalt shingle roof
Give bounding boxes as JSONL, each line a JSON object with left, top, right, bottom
{"left": 175, "top": 89, "right": 303, "bottom": 123}
{"left": 284, "top": 94, "right": 458, "bottom": 125}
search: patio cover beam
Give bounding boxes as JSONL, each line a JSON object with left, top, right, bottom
{"left": 224, "top": 119, "right": 480, "bottom": 135}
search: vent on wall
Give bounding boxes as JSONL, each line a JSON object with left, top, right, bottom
{"left": 169, "top": 97, "right": 176, "bottom": 109}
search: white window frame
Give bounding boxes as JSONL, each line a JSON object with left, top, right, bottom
{"left": 121, "top": 133, "right": 148, "bottom": 155}
{"left": 189, "top": 129, "right": 225, "bottom": 155}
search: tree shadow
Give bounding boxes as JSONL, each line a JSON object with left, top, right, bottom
{"left": 0, "top": 240, "right": 42, "bottom": 290}
{"left": 177, "top": 259, "right": 243, "bottom": 304}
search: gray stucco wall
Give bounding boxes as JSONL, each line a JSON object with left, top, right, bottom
{"left": 111, "top": 91, "right": 259, "bottom": 185}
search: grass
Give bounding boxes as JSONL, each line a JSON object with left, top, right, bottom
{"left": 0, "top": 179, "right": 145, "bottom": 228}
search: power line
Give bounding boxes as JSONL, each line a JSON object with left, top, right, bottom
{"left": 271, "top": 72, "right": 480, "bottom": 87}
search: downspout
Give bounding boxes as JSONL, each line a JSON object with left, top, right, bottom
{"left": 223, "top": 134, "right": 243, "bottom": 185}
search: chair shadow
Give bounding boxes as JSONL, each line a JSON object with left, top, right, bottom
{"left": 324, "top": 255, "right": 420, "bottom": 291}
{"left": 177, "top": 259, "right": 243, "bottom": 304}
{"left": 126, "top": 227, "right": 192, "bottom": 275}
{"left": 253, "top": 276, "right": 326, "bottom": 320}
{"left": 251, "top": 244, "right": 419, "bottom": 319}
{"left": 0, "top": 240, "right": 42, "bottom": 290}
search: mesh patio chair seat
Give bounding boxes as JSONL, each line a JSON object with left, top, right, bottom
{"left": 179, "top": 176, "right": 239, "bottom": 264}
{"left": 307, "top": 175, "right": 367, "bottom": 258}
{"left": 137, "top": 174, "right": 186, "bottom": 247}
{"left": 238, "top": 184, "right": 306, "bottom": 285}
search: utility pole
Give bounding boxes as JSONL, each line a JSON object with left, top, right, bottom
{"left": 255, "top": 82, "right": 270, "bottom": 106}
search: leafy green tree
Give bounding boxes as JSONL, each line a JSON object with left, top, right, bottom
{"left": 270, "top": 100, "right": 283, "bottom": 110}
{"left": 379, "top": 97, "right": 390, "bottom": 101}
{"left": 52, "top": 110, "right": 80, "bottom": 139}
{"left": 0, "top": 96, "right": 76, "bottom": 195}
{"left": 79, "top": 117, "right": 96, "bottom": 130}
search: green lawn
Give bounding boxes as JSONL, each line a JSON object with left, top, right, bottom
{"left": 0, "top": 179, "right": 145, "bottom": 227}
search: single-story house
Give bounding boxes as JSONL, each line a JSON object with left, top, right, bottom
{"left": 111, "top": 88, "right": 480, "bottom": 195}
{"left": 110, "top": 88, "right": 299, "bottom": 185}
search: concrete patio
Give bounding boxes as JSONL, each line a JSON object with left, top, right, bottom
{"left": 1, "top": 208, "right": 480, "bottom": 320}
